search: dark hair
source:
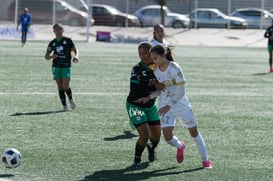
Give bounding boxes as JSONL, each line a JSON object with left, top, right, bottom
{"left": 138, "top": 41, "right": 152, "bottom": 50}
{"left": 53, "top": 23, "right": 63, "bottom": 29}
{"left": 150, "top": 44, "right": 166, "bottom": 55}
{"left": 150, "top": 44, "right": 175, "bottom": 61}
{"left": 153, "top": 24, "right": 164, "bottom": 31}
{"left": 166, "top": 47, "right": 175, "bottom": 61}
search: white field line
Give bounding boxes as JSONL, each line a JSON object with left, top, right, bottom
{"left": 0, "top": 92, "right": 127, "bottom": 96}
{"left": 0, "top": 91, "right": 264, "bottom": 96}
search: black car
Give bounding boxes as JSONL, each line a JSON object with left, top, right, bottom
{"left": 80, "top": 4, "right": 139, "bottom": 27}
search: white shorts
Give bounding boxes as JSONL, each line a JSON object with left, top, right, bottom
{"left": 160, "top": 102, "right": 197, "bottom": 128}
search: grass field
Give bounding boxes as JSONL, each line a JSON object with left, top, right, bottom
{"left": 0, "top": 40, "right": 273, "bottom": 181}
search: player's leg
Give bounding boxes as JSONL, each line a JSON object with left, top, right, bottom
{"left": 61, "top": 67, "right": 76, "bottom": 109}
{"left": 56, "top": 79, "right": 67, "bottom": 111}
{"left": 21, "top": 26, "right": 27, "bottom": 46}
{"left": 267, "top": 46, "right": 273, "bottom": 72}
{"left": 53, "top": 67, "right": 67, "bottom": 111}
{"left": 188, "top": 126, "right": 212, "bottom": 169}
{"left": 161, "top": 112, "right": 185, "bottom": 163}
{"left": 146, "top": 105, "right": 161, "bottom": 162}
{"left": 177, "top": 104, "right": 212, "bottom": 169}
{"left": 126, "top": 102, "right": 149, "bottom": 167}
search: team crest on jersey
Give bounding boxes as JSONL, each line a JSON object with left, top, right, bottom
{"left": 142, "top": 71, "right": 147, "bottom": 76}
{"left": 63, "top": 40, "right": 67, "bottom": 45}
{"left": 56, "top": 46, "right": 64, "bottom": 54}
{"left": 177, "top": 71, "right": 183, "bottom": 77}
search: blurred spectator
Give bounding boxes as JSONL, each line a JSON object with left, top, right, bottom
{"left": 17, "top": 8, "right": 32, "bottom": 47}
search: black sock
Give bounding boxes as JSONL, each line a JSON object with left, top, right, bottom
{"left": 270, "top": 58, "right": 272, "bottom": 68}
{"left": 58, "top": 89, "right": 66, "bottom": 106}
{"left": 135, "top": 142, "right": 145, "bottom": 157}
{"left": 150, "top": 138, "right": 160, "bottom": 150}
{"left": 65, "top": 88, "right": 73, "bottom": 100}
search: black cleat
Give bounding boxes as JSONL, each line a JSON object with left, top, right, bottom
{"left": 133, "top": 156, "right": 141, "bottom": 168}
{"left": 147, "top": 143, "right": 157, "bottom": 162}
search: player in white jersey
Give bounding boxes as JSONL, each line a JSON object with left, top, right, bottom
{"left": 135, "top": 44, "right": 212, "bottom": 169}
{"left": 150, "top": 24, "right": 175, "bottom": 61}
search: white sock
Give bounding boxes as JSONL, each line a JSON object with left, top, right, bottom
{"left": 193, "top": 134, "right": 208, "bottom": 161}
{"left": 167, "top": 136, "right": 182, "bottom": 149}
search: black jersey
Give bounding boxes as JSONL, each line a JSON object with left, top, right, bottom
{"left": 46, "top": 37, "right": 75, "bottom": 67}
{"left": 264, "top": 26, "right": 273, "bottom": 46}
{"left": 127, "top": 62, "right": 157, "bottom": 107}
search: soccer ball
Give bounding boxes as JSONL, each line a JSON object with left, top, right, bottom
{"left": 1, "top": 148, "right": 22, "bottom": 168}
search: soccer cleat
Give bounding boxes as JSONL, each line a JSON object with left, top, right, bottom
{"left": 147, "top": 143, "right": 157, "bottom": 162}
{"left": 176, "top": 141, "right": 185, "bottom": 163}
{"left": 63, "top": 106, "right": 68, "bottom": 112}
{"left": 202, "top": 160, "right": 213, "bottom": 169}
{"left": 69, "top": 99, "right": 76, "bottom": 109}
{"left": 133, "top": 156, "right": 141, "bottom": 168}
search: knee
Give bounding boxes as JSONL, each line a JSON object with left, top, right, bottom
{"left": 188, "top": 127, "right": 199, "bottom": 138}
{"left": 138, "top": 136, "right": 149, "bottom": 145}
{"left": 163, "top": 134, "right": 173, "bottom": 142}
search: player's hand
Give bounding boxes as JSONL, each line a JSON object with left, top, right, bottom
{"left": 134, "top": 96, "right": 150, "bottom": 104}
{"left": 158, "top": 105, "right": 171, "bottom": 115}
{"left": 52, "top": 54, "right": 58, "bottom": 59}
{"left": 155, "top": 83, "right": 166, "bottom": 91}
{"left": 72, "top": 57, "right": 78, "bottom": 63}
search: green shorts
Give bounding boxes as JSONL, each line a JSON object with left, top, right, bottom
{"left": 126, "top": 102, "right": 160, "bottom": 128}
{"left": 52, "top": 67, "right": 71, "bottom": 80}
{"left": 268, "top": 45, "right": 273, "bottom": 52}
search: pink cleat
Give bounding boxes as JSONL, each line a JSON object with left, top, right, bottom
{"left": 176, "top": 142, "right": 185, "bottom": 163}
{"left": 202, "top": 160, "right": 213, "bottom": 169}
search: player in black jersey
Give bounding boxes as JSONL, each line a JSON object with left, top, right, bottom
{"left": 45, "top": 24, "right": 78, "bottom": 111}
{"left": 126, "top": 42, "right": 165, "bottom": 167}
{"left": 264, "top": 20, "right": 273, "bottom": 73}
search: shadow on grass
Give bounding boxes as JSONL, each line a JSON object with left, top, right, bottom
{"left": 104, "top": 131, "right": 138, "bottom": 141}
{"left": 80, "top": 163, "right": 203, "bottom": 181}
{"left": 9, "top": 110, "right": 63, "bottom": 116}
{"left": 252, "top": 72, "right": 270, "bottom": 76}
{"left": 0, "top": 174, "right": 14, "bottom": 178}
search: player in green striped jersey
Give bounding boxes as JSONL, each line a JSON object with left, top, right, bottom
{"left": 126, "top": 42, "right": 164, "bottom": 167}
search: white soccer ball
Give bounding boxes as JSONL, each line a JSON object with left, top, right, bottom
{"left": 1, "top": 148, "right": 22, "bottom": 168}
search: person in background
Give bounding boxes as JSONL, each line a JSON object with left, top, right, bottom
{"left": 126, "top": 42, "right": 164, "bottom": 167}
{"left": 264, "top": 20, "right": 273, "bottom": 73}
{"left": 150, "top": 24, "right": 175, "bottom": 61}
{"left": 44, "top": 24, "right": 78, "bottom": 112}
{"left": 136, "top": 44, "right": 212, "bottom": 169}
{"left": 17, "top": 8, "right": 32, "bottom": 47}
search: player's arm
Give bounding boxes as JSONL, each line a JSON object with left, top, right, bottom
{"left": 167, "top": 83, "right": 185, "bottom": 107}
{"left": 264, "top": 29, "right": 270, "bottom": 38}
{"left": 158, "top": 83, "right": 185, "bottom": 115}
{"left": 134, "top": 90, "right": 160, "bottom": 104}
{"left": 71, "top": 47, "right": 79, "bottom": 63}
{"left": 16, "top": 16, "right": 21, "bottom": 31}
{"left": 44, "top": 46, "right": 56, "bottom": 60}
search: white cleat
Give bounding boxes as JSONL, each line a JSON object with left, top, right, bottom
{"left": 63, "top": 106, "right": 68, "bottom": 112}
{"left": 69, "top": 99, "right": 76, "bottom": 109}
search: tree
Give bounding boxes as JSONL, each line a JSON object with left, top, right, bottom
{"left": 154, "top": 0, "right": 167, "bottom": 25}
{"left": 152, "top": 0, "right": 193, "bottom": 26}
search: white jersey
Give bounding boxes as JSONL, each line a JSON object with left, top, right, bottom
{"left": 154, "top": 61, "right": 196, "bottom": 128}
{"left": 154, "top": 61, "right": 190, "bottom": 109}
{"left": 150, "top": 38, "right": 170, "bottom": 48}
